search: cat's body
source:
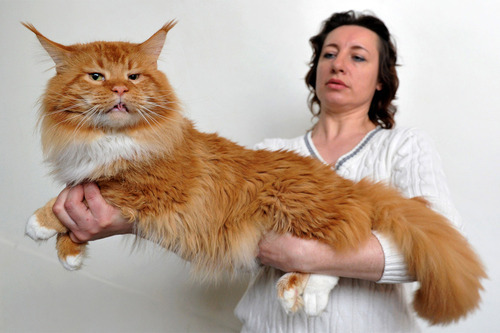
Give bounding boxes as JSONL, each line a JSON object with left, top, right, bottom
{"left": 24, "top": 22, "right": 486, "bottom": 325}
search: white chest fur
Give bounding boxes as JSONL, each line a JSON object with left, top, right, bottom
{"left": 47, "top": 134, "right": 146, "bottom": 185}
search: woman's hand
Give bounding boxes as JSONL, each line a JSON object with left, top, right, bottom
{"left": 257, "top": 232, "right": 326, "bottom": 272}
{"left": 52, "top": 183, "right": 134, "bottom": 243}
{"left": 258, "top": 231, "right": 384, "bottom": 282}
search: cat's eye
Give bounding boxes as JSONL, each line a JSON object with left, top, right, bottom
{"left": 128, "top": 74, "right": 140, "bottom": 80}
{"left": 89, "top": 73, "right": 105, "bottom": 81}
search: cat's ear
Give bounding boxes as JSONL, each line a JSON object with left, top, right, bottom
{"left": 139, "top": 20, "right": 177, "bottom": 61}
{"left": 22, "top": 23, "right": 72, "bottom": 72}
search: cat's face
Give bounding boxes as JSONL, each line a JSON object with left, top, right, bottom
{"left": 25, "top": 22, "right": 178, "bottom": 133}
{"left": 45, "top": 41, "right": 175, "bottom": 131}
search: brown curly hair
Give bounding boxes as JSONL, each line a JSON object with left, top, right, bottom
{"left": 305, "top": 11, "right": 399, "bottom": 129}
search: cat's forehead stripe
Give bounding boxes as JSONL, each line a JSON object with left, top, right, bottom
{"left": 74, "top": 42, "right": 138, "bottom": 67}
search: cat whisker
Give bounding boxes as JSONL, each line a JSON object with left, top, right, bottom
{"left": 44, "top": 93, "right": 84, "bottom": 104}
{"left": 135, "top": 105, "right": 187, "bottom": 141}
{"left": 79, "top": 105, "right": 103, "bottom": 129}
{"left": 69, "top": 106, "right": 101, "bottom": 138}
{"left": 138, "top": 107, "right": 184, "bottom": 128}
{"left": 140, "top": 102, "right": 182, "bottom": 119}
{"left": 136, "top": 107, "right": 166, "bottom": 135}
{"left": 37, "top": 103, "right": 89, "bottom": 125}
{"left": 135, "top": 107, "right": 156, "bottom": 126}
{"left": 43, "top": 113, "right": 83, "bottom": 135}
{"left": 143, "top": 102, "right": 177, "bottom": 112}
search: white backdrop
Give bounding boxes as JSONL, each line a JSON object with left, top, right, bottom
{"left": 1, "top": 0, "right": 499, "bottom": 332}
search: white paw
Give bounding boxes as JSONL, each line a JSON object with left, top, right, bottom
{"left": 303, "top": 275, "right": 339, "bottom": 316}
{"left": 25, "top": 215, "right": 57, "bottom": 240}
{"left": 280, "top": 286, "right": 300, "bottom": 314}
{"left": 59, "top": 253, "right": 84, "bottom": 271}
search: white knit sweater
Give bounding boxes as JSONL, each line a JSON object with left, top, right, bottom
{"left": 235, "top": 126, "right": 462, "bottom": 333}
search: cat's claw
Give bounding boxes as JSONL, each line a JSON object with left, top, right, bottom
{"left": 303, "top": 275, "right": 339, "bottom": 316}
{"left": 25, "top": 215, "right": 58, "bottom": 240}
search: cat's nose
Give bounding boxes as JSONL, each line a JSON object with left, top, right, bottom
{"left": 112, "top": 85, "right": 129, "bottom": 96}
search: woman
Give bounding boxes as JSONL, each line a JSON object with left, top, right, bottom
{"left": 53, "top": 11, "right": 462, "bottom": 332}
{"left": 234, "top": 11, "right": 463, "bottom": 332}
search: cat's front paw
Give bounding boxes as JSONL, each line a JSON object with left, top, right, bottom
{"left": 303, "top": 275, "right": 339, "bottom": 316}
{"left": 59, "top": 253, "right": 84, "bottom": 271}
{"left": 56, "top": 234, "right": 86, "bottom": 271}
{"left": 25, "top": 214, "right": 58, "bottom": 241}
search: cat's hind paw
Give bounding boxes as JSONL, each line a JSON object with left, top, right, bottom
{"left": 303, "top": 275, "right": 339, "bottom": 316}
{"left": 277, "top": 272, "right": 310, "bottom": 314}
{"left": 25, "top": 214, "right": 58, "bottom": 241}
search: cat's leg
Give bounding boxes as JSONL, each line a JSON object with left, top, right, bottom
{"left": 277, "top": 272, "right": 339, "bottom": 316}
{"left": 26, "top": 198, "right": 67, "bottom": 240}
{"left": 56, "top": 233, "right": 86, "bottom": 271}
{"left": 302, "top": 274, "right": 339, "bottom": 316}
{"left": 276, "top": 272, "right": 310, "bottom": 313}
{"left": 26, "top": 197, "right": 87, "bottom": 270}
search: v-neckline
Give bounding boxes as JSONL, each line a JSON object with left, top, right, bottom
{"left": 304, "top": 126, "right": 382, "bottom": 170}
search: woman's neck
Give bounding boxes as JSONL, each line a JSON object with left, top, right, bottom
{"left": 310, "top": 110, "right": 376, "bottom": 165}
{"left": 312, "top": 110, "right": 376, "bottom": 142}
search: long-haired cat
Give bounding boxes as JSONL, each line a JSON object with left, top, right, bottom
{"left": 23, "top": 22, "right": 485, "bottom": 325}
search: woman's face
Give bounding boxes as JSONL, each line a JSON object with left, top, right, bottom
{"left": 315, "top": 25, "right": 382, "bottom": 114}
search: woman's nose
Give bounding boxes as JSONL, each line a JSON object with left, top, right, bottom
{"left": 331, "top": 55, "right": 345, "bottom": 73}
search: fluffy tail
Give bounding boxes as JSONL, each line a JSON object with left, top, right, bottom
{"left": 364, "top": 181, "right": 486, "bottom": 324}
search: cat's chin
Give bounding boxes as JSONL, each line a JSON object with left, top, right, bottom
{"left": 97, "top": 110, "right": 139, "bottom": 130}
{"left": 107, "top": 109, "right": 129, "bottom": 118}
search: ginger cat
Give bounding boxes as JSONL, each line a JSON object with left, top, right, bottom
{"left": 23, "top": 22, "right": 485, "bottom": 325}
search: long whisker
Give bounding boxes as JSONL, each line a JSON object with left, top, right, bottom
{"left": 38, "top": 100, "right": 91, "bottom": 129}
{"left": 42, "top": 113, "right": 83, "bottom": 135}
{"left": 136, "top": 107, "right": 165, "bottom": 133}
{"left": 73, "top": 106, "right": 101, "bottom": 135}
{"left": 38, "top": 103, "right": 88, "bottom": 120}
{"left": 139, "top": 106, "right": 183, "bottom": 126}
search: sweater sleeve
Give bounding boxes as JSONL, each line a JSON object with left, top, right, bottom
{"left": 375, "top": 128, "right": 463, "bottom": 284}
{"left": 373, "top": 230, "right": 414, "bottom": 283}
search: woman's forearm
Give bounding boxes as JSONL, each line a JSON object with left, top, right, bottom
{"left": 258, "top": 232, "right": 385, "bottom": 282}
{"left": 309, "top": 233, "right": 384, "bottom": 281}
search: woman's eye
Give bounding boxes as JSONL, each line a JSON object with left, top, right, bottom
{"left": 89, "top": 73, "right": 105, "bottom": 81}
{"left": 353, "top": 55, "right": 366, "bottom": 62}
{"left": 324, "top": 53, "right": 336, "bottom": 59}
{"left": 128, "top": 74, "right": 140, "bottom": 80}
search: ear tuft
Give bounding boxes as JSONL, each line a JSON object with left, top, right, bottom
{"left": 22, "top": 22, "right": 71, "bottom": 69}
{"left": 139, "top": 20, "right": 177, "bottom": 60}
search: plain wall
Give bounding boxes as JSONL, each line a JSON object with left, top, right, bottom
{"left": 1, "top": 0, "right": 499, "bottom": 332}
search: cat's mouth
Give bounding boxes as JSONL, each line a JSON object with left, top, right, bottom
{"left": 108, "top": 103, "right": 129, "bottom": 113}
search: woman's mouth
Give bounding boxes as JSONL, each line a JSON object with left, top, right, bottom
{"left": 326, "top": 78, "right": 347, "bottom": 89}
